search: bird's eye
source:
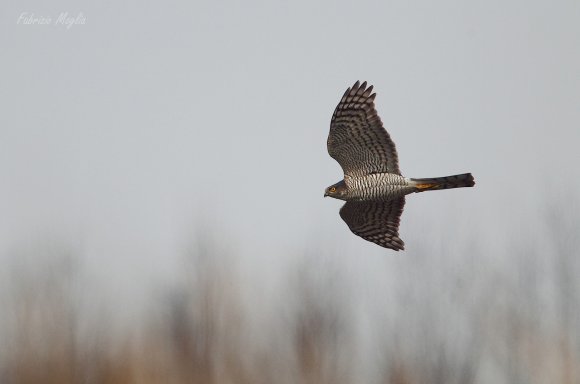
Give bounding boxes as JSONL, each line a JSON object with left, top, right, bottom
{"left": 330, "top": 187, "right": 336, "bottom": 193}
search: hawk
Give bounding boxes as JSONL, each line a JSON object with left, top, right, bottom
{"left": 325, "top": 81, "right": 475, "bottom": 250}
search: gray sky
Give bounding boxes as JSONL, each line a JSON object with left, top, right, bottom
{"left": 1, "top": 0, "right": 579, "bottom": 302}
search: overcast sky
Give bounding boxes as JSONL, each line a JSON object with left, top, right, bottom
{"left": 1, "top": 0, "right": 579, "bottom": 305}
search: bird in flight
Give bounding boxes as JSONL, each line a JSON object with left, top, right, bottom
{"left": 325, "top": 81, "right": 474, "bottom": 250}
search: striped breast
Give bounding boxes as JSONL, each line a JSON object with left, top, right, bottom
{"left": 345, "top": 173, "right": 414, "bottom": 201}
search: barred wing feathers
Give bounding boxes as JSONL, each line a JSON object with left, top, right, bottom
{"left": 339, "top": 198, "right": 406, "bottom": 251}
{"left": 328, "top": 81, "right": 400, "bottom": 177}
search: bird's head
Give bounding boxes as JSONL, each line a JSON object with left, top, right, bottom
{"left": 324, "top": 180, "right": 348, "bottom": 200}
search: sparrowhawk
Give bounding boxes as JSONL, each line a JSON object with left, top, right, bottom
{"left": 325, "top": 81, "right": 475, "bottom": 250}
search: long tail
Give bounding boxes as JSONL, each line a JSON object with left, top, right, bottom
{"left": 411, "top": 173, "right": 475, "bottom": 192}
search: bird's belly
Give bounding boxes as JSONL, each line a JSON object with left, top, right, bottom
{"left": 347, "top": 174, "right": 414, "bottom": 201}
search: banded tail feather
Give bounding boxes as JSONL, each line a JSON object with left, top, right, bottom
{"left": 412, "top": 173, "right": 475, "bottom": 192}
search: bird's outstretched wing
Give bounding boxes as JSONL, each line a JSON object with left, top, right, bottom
{"left": 328, "top": 81, "right": 400, "bottom": 177}
{"left": 339, "top": 198, "right": 405, "bottom": 251}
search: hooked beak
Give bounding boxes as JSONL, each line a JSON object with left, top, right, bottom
{"left": 324, "top": 191, "right": 328, "bottom": 197}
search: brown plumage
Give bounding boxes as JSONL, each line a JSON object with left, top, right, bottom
{"left": 325, "top": 81, "right": 475, "bottom": 250}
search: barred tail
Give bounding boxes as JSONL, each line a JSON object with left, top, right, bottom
{"left": 411, "top": 173, "right": 475, "bottom": 192}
